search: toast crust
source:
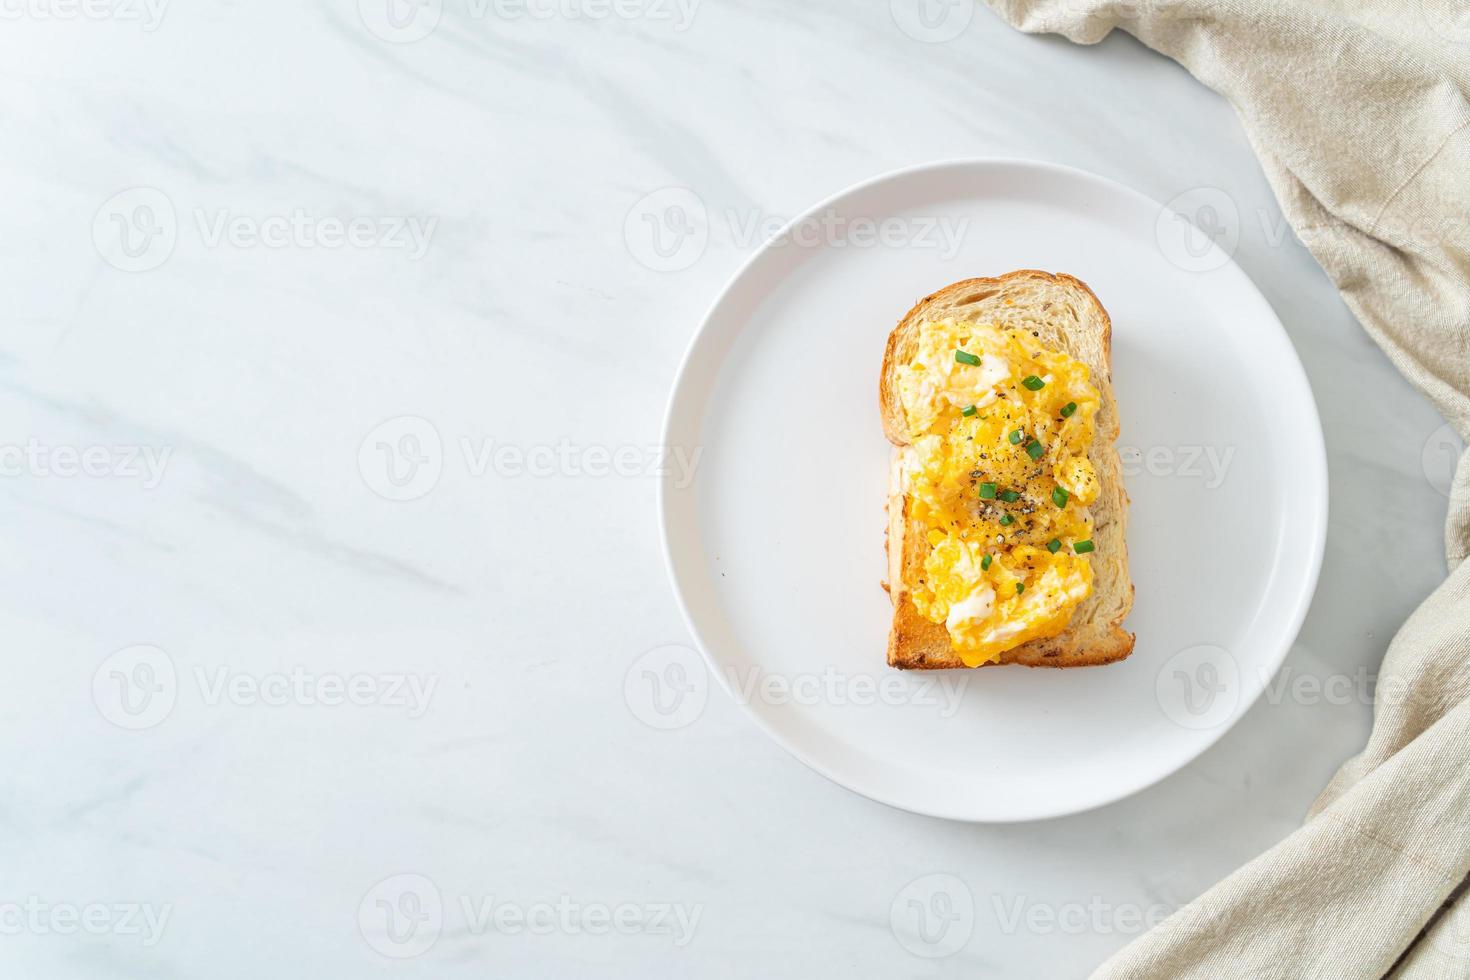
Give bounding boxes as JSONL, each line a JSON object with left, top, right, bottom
{"left": 881, "top": 271, "right": 1135, "bottom": 669}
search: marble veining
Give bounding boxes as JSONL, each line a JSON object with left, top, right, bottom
{"left": 0, "top": 1, "right": 1453, "bottom": 976}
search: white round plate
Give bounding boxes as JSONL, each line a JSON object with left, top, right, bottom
{"left": 659, "top": 159, "right": 1327, "bottom": 822}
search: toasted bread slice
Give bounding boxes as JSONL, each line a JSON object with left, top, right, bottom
{"left": 881, "top": 271, "right": 1134, "bottom": 669}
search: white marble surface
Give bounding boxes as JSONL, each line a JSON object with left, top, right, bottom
{"left": 0, "top": 1, "right": 1457, "bottom": 977}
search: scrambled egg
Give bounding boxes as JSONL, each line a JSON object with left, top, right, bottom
{"left": 898, "top": 318, "right": 1101, "bottom": 666}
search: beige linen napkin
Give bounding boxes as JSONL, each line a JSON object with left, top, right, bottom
{"left": 982, "top": 0, "right": 1470, "bottom": 975}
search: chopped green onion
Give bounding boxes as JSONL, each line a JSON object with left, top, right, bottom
{"left": 955, "top": 349, "right": 981, "bottom": 366}
{"left": 999, "top": 514, "right": 1015, "bottom": 526}
{"left": 1016, "top": 582, "right": 1025, "bottom": 595}
{"left": 1025, "top": 439, "right": 1045, "bottom": 461}
{"left": 978, "top": 482, "right": 997, "bottom": 499}
{"left": 1073, "top": 539, "right": 1095, "bottom": 554}
{"left": 981, "top": 554, "right": 992, "bottom": 571}
{"left": 961, "top": 405, "right": 977, "bottom": 417}
{"left": 999, "top": 489, "right": 1021, "bottom": 503}
{"left": 1022, "top": 375, "right": 1046, "bottom": 391}
{"left": 1047, "top": 538, "right": 1062, "bottom": 554}
{"left": 1052, "top": 486, "right": 1069, "bottom": 508}
{"left": 1009, "top": 429, "right": 1024, "bottom": 445}
{"left": 1060, "top": 402, "right": 1077, "bottom": 418}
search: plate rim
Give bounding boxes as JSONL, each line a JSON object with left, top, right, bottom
{"left": 657, "top": 156, "right": 1329, "bottom": 823}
